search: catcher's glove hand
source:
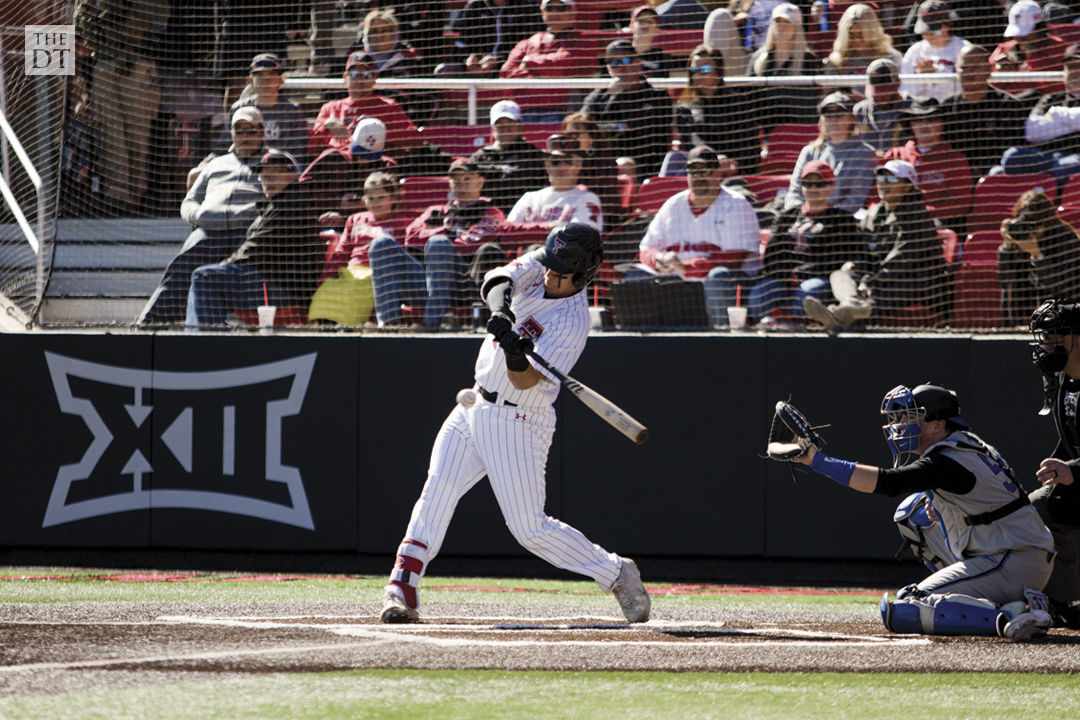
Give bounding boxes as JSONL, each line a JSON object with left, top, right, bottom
{"left": 766, "top": 400, "right": 824, "bottom": 462}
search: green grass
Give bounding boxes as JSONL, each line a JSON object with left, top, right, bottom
{"left": 2, "top": 671, "right": 1079, "bottom": 720}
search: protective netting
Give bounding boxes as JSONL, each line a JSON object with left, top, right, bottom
{"left": 3, "top": 0, "right": 1079, "bottom": 330}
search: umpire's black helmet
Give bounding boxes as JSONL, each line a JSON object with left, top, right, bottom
{"left": 1029, "top": 299, "right": 1080, "bottom": 374}
{"left": 539, "top": 222, "right": 603, "bottom": 290}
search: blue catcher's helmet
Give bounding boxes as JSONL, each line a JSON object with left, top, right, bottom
{"left": 880, "top": 383, "right": 967, "bottom": 467}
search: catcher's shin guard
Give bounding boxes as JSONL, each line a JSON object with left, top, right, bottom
{"left": 881, "top": 592, "right": 1004, "bottom": 636}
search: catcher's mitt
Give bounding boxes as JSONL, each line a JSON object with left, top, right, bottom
{"left": 766, "top": 400, "right": 825, "bottom": 462}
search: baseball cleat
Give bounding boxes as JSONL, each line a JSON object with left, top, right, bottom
{"left": 802, "top": 296, "right": 841, "bottom": 333}
{"left": 380, "top": 589, "right": 420, "bottom": 624}
{"left": 611, "top": 557, "right": 650, "bottom": 623}
{"left": 998, "top": 609, "right": 1051, "bottom": 640}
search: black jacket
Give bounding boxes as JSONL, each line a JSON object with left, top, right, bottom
{"left": 582, "top": 81, "right": 674, "bottom": 178}
{"left": 675, "top": 88, "right": 760, "bottom": 174}
{"left": 468, "top": 139, "right": 549, "bottom": 214}
{"left": 763, "top": 205, "right": 866, "bottom": 285}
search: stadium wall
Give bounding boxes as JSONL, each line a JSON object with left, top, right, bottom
{"left": 0, "top": 331, "right": 1051, "bottom": 567}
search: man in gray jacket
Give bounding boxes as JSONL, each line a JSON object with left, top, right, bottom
{"left": 138, "top": 106, "right": 267, "bottom": 325}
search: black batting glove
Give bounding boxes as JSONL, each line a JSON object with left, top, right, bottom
{"left": 486, "top": 309, "right": 515, "bottom": 340}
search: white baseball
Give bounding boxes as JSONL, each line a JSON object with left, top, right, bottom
{"left": 456, "top": 388, "right": 477, "bottom": 408}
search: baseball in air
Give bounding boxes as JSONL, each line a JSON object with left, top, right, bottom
{"left": 456, "top": 388, "right": 477, "bottom": 408}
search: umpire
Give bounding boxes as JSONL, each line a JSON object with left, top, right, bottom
{"left": 1028, "top": 299, "right": 1080, "bottom": 628}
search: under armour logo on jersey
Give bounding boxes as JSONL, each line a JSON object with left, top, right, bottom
{"left": 519, "top": 317, "right": 544, "bottom": 342}
{"left": 515, "top": 412, "right": 527, "bottom": 420}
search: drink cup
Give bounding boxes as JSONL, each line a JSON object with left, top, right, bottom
{"left": 257, "top": 305, "right": 276, "bottom": 333}
{"left": 726, "top": 305, "right": 748, "bottom": 330}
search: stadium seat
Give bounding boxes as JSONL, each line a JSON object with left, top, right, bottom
{"left": 635, "top": 176, "right": 686, "bottom": 214}
{"left": 966, "top": 173, "right": 1057, "bottom": 233}
{"left": 1060, "top": 173, "right": 1080, "bottom": 209}
{"left": 654, "top": 29, "right": 702, "bottom": 56}
{"left": 950, "top": 230, "right": 1002, "bottom": 328}
{"left": 1058, "top": 204, "right": 1080, "bottom": 230}
{"left": 418, "top": 125, "right": 490, "bottom": 157}
{"left": 759, "top": 124, "right": 818, "bottom": 175}
{"left": 740, "top": 174, "right": 791, "bottom": 207}
{"left": 521, "top": 123, "right": 565, "bottom": 149}
{"left": 399, "top": 176, "right": 450, "bottom": 216}
{"left": 1049, "top": 23, "right": 1080, "bottom": 44}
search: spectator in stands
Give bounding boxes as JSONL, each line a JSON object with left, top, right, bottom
{"left": 675, "top": 45, "right": 761, "bottom": 174}
{"left": 138, "top": 107, "right": 268, "bottom": 326}
{"left": 786, "top": 92, "right": 877, "bottom": 214}
{"left": 657, "top": 0, "right": 710, "bottom": 30}
{"left": 76, "top": 0, "right": 169, "bottom": 215}
{"left": 562, "top": 112, "right": 621, "bottom": 224}
{"left": 803, "top": 160, "right": 949, "bottom": 330}
{"left": 824, "top": 4, "right": 902, "bottom": 97}
{"left": 942, "top": 44, "right": 1031, "bottom": 177}
{"left": 309, "top": 52, "right": 422, "bottom": 158}
{"left": 1002, "top": 43, "right": 1080, "bottom": 181}
{"left": 899, "top": 1, "right": 970, "bottom": 103}
{"left": 211, "top": 0, "right": 296, "bottom": 106}
{"left": 998, "top": 190, "right": 1080, "bottom": 325}
{"left": 213, "top": 53, "right": 310, "bottom": 165}
{"left": 634, "top": 145, "right": 762, "bottom": 328}
{"left": 186, "top": 149, "right": 325, "bottom": 329}
{"left": 441, "top": 0, "right": 544, "bottom": 77}
{"left": 349, "top": 9, "right": 420, "bottom": 78}
{"left": 499, "top": 0, "right": 594, "bottom": 123}
{"left": 900, "top": 0, "right": 1007, "bottom": 50}
{"left": 300, "top": 117, "right": 395, "bottom": 228}
{"left": 854, "top": 58, "right": 914, "bottom": 155}
{"left": 703, "top": 9, "right": 748, "bottom": 77}
{"left": 306, "top": 0, "right": 340, "bottom": 75}
{"left": 309, "top": 171, "right": 409, "bottom": 326}
{"left": 501, "top": 133, "right": 604, "bottom": 249}
{"left": 468, "top": 100, "right": 549, "bottom": 214}
{"left": 727, "top": 0, "right": 784, "bottom": 52}
{"left": 581, "top": 39, "right": 675, "bottom": 178}
{"left": 991, "top": 0, "right": 1069, "bottom": 98}
{"left": 749, "top": 159, "right": 866, "bottom": 323}
{"left": 745, "top": 3, "right": 821, "bottom": 135}
{"left": 882, "top": 97, "right": 973, "bottom": 231}
{"left": 369, "top": 159, "right": 506, "bottom": 329}
{"left": 628, "top": 5, "right": 682, "bottom": 79}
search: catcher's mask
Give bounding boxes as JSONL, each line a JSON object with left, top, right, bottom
{"left": 1029, "top": 299, "right": 1080, "bottom": 376}
{"left": 881, "top": 384, "right": 967, "bottom": 467}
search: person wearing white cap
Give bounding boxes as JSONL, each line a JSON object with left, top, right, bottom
{"left": 745, "top": 3, "right": 821, "bottom": 135}
{"left": 898, "top": 0, "right": 969, "bottom": 102}
{"left": 803, "top": 159, "right": 948, "bottom": 331}
{"left": 138, "top": 106, "right": 269, "bottom": 325}
{"left": 298, "top": 116, "right": 392, "bottom": 227}
{"left": 467, "top": 100, "right": 548, "bottom": 213}
{"left": 990, "top": 0, "right": 1069, "bottom": 98}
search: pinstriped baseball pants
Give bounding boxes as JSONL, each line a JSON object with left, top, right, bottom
{"left": 402, "top": 400, "right": 622, "bottom": 590}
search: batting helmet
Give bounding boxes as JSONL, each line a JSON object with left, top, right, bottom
{"left": 539, "top": 222, "right": 603, "bottom": 290}
{"left": 1029, "top": 299, "right": 1080, "bottom": 375}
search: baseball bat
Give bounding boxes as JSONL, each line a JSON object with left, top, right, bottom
{"left": 523, "top": 347, "right": 648, "bottom": 445}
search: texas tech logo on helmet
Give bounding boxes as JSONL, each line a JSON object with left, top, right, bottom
{"left": 43, "top": 352, "right": 317, "bottom": 529}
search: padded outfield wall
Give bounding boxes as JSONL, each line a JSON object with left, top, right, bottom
{"left": 0, "top": 331, "right": 1054, "bottom": 566}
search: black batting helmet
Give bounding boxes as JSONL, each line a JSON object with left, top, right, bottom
{"left": 1029, "top": 299, "right": 1080, "bottom": 375}
{"left": 539, "top": 222, "right": 603, "bottom": 290}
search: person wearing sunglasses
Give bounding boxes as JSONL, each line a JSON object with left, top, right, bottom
{"left": 803, "top": 159, "right": 948, "bottom": 331}
{"left": 675, "top": 45, "right": 761, "bottom": 174}
{"left": 744, "top": 3, "right": 820, "bottom": 137}
{"left": 580, "top": 39, "right": 674, "bottom": 178}
{"left": 785, "top": 91, "right": 876, "bottom": 214}
{"left": 501, "top": 134, "right": 603, "bottom": 250}
{"left": 750, "top": 159, "right": 867, "bottom": 326}
{"left": 310, "top": 51, "right": 421, "bottom": 158}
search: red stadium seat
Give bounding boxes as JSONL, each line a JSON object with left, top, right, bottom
{"left": 1060, "top": 173, "right": 1080, "bottom": 209}
{"left": 966, "top": 173, "right": 1057, "bottom": 233}
{"left": 655, "top": 29, "right": 702, "bottom": 57}
{"left": 740, "top": 174, "right": 791, "bottom": 207}
{"left": 950, "top": 230, "right": 1002, "bottom": 328}
{"left": 759, "top": 124, "right": 819, "bottom": 176}
{"left": 419, "top": 125, "right": 490, "bottom": 157}
{"left": 521, "top": 123, "right": 565, "bottom": 149}
{"left": 635, "top": 176, "right": 686, "bottom": 214}
{"left": 399, "top": 176, "right": 450, "bottom": 216}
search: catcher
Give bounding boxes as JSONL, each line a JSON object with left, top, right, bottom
{"left": 766, "top": 383, "right": 1056, "bottom": 640}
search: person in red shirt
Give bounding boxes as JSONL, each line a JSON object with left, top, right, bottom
{"left": 881, "top": 96, "right": 972, "bottom": 233}
{"left": 309, "top": 51, "right": 421, "bottom": 158}
{"left": 990, "top": 0, "right": 1068, "bottom": 99}
{"left": 369, "top": 159, "right": 507, "bottom": 329}
{"left": 499, "top": 0, "right": 594, "bottom": 123}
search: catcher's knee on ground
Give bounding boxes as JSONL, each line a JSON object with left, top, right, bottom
{"left": 880, "top": 585, "right": 1003, "bottom": 636}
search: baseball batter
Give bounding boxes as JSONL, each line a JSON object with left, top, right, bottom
{"left": 379, "top": 222, "right": 650, "bottom": 624}
{"left": 785, "top": 383, "right": 1056, "bottom": 639}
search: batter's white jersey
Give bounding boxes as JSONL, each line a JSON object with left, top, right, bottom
{"left": 640, "top": 187, "right": 762, "bottom": 274}
{"left": 506, "top": 185, "right": 604, "bottom": 233}
{"left": 397, "top": 251, "right": 621, "bottom": 594}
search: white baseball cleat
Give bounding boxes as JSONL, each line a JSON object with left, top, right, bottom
{"left": 380, "top": 588, "right": 420, "bottom": 624}
{"left": 999, "top": 609, "right": 1052, "bottom": 640}
{"left": 802, "top": 296, "right": 841, "bottom": 333}
{"left": 611, "top": 557, "right": 650, "bottom": 623}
